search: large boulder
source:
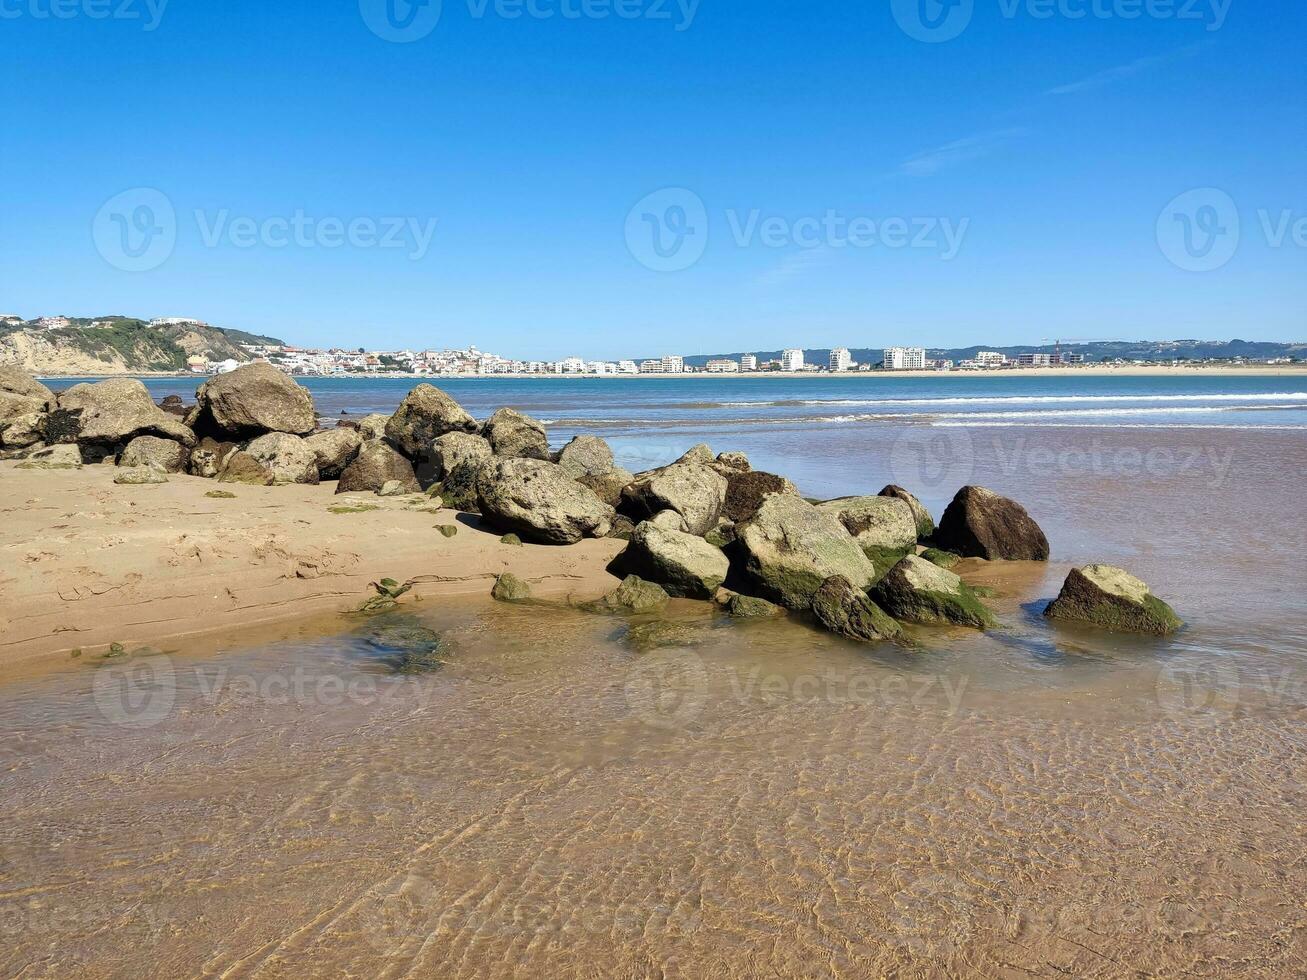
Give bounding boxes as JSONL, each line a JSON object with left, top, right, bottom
{"left": 587, "top": 575, "right": 670, "bottom": 614}
{"left": 621, "top": 463, "right": 727, "bottom": 536}
{"left": 118, "top": 435, "right": 189, "bottom": 473}
{"left": 430, "top": 432, "right": 494, "bottom": 510}
{"left": 555, "top": 435, "right": 614, "bottom": 478}
{"left": 815, "top": 495, "right": 917, "bottom": 578}
{"left": 713, "top": 451, "right": 751, "bottom": 473}
{"left": 217, "top": 450, "right": 274, "bottom": 486}
{"left": 476, "top": 457, "right": 614, "bottom": 544}
{"left": 189, "top": 363, "right": 316, "bottom": 438}
{"left": 243, "top": 432, "right": 320, "bottom": 485}
{"left": 811, "top": 576, "right": 903, "bottom": 643}
{"left": 872, "top": 555, "right": 996, "bottom": 630}
{"left": 482, "top": 408, "right": 550, "bottom": 460}
{"left": 336, "top": 439, "right": 420, "bottom": 494}
{"left": 934, "top": 486, "right": 1049, "bottom": 561}
{"left": 0, "top": 412, "right": 46, "bottom": 449}
{"left": 57, "top": 378, "right": 196, "bottom": 453}
{"left": 384, "top": 384, "right": 477, "bottom": 458}
{"left": 609, "top": 521, "right": 730, "bottom": 599}
{"left": 0, "top": 368, "right": 52, "bottom": 426}
{"left": 721, "top": 470, "right": 798, "bottom": 523}
{"left": 879, "top": 484, "right": 934, "bottom": 539}
{"left": 15, "top": 444, "right": 81, "bottom": 469}
{"left": 305, "top": 428, "right": 363, "bottom": 480}
{"left": 734, "top": 494, "right": 876, "bottom": 610}
{"left": 676, "top": 443, "right": 714, "bottom": 465}
{"left": 1044, "top": 565, "right": 1183, "bottom": 635}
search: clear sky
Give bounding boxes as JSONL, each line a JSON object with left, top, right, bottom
{"left": 2, "top": 0, "right": 1303, "bottom": 358}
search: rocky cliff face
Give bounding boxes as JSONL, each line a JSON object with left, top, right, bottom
{"left": 0, "top": 317, "right": 281, "bottom": 375}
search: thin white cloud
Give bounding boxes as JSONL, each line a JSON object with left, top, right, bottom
{"left": 754, "top": 247, "right": 833, "bottom": 288}
{"left": 893, "top": 128, "right": 1025, "bottom": 178}
{"left": 1046, "top": 43, "right": 1210, "bottom": 96}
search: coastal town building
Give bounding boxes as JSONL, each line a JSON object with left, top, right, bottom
{"left": 883, "top": 347, "right": 927, "bottom": 371}
{"left": 781, "top": 349, "right": 805, "bottom": 372}
{"left": 829, "top": 347, "right": 852, "bottom": 372}
{"left": 1017, "top": 353, "right": 1053, "bottom": 367}
{"left": 639, "top": 359, "right": 663, "bottom": 374}
{"left": 740, "top": 354, "right": 758, "bottom": 372}
{"left": 661, "top": 355, "right": 685, "bottom": 374}
{"left": 705, "top": 358, "right": 740, "bottom": 373}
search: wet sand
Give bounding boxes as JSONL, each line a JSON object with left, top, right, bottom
{"left": 0, "top": 462, "right": 623, "bottom": 669}
{"left": 2, "top": 424, "right": 1305, "bottom": 976}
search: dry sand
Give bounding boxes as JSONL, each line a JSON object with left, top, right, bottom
{"left": 0, "top": 462, "right": 624, "bottom": 669}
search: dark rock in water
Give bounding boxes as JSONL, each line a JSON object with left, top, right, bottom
{"left": 810, "top": 575, "right": 903, "bottom": 643}
{"left": 607, "top": 521, "right": 729, "bottom": 599}
{"left": 879, "top": 485, "right": 935, "bottom": 539}
{"left": 620, "top": 462, "right": 727, "bottom": 536}
{"left": 721, "top": 470, "right": 798, "bottom": 523}
{"left": 385, "top": 384, "right": 478, "bottom": 459}
{"left": 587, "top": 575, "right": 669, "bottom": 614}
{"left": 872, "top": 555, "right": 996, "bottom": 630}
{"left": 623, "top": 620, "right": 704, "bottom": 651}
{"left": 188, "top": 362, "right": 316, "bottom": 438}
{"left": 336, "top": 439, "right": 420, "bottom": 494}
{"left": 158, "top": 394, "right": 188, "bottom": 418}
{"left": 476, "top": 457, "right": 614, "bottom": 544}
{"left": 491, "top": 572, "right": 532, "bottom": 601}
{"left": 358, "top": 616, "right": 448, "bottom": 673}
{"left": 934, "top": 486, "right": 1049, "bottom": 561}
{"left": 1044, "top": 564, "right": 1183, "bottom": 635}
{"left": 920, "top": 547, "right": 961, "bottom": 569}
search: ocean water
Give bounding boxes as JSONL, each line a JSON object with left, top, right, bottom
{"left": 8, "top": 374, "right": 1305, "bottom": 975}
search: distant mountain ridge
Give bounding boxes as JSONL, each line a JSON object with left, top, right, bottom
{"left": 655, "top": 339, "right": 1306, "bottom": 369}
{"left": 0, "top": 316, "right": 284, "bottom": 375}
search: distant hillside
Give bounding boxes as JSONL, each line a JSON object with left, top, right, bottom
{"left": 0, "top": 316, "right": 284, "bottom": 375}
{"left": 663, "top": 339, "right": 1307, "bottom": 368}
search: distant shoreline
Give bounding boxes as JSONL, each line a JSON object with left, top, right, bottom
{"left": 31, "top": 363, "right": 1307, "bottom": 381}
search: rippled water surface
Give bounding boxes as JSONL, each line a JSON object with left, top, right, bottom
{"left": 7, "top": 379, "right": 1307, "bottom": 976}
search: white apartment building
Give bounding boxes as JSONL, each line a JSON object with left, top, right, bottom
{"left": 618, "top": 360, "right": 639, "bottom": 374}
{"left": 829, "top": 347, "right": 852, "bottom": 372}
{"left": 557, "top": 357, "right": 586, "bottom": 374}
{"left": 975, "top": 351, "right": 1008, "bottom": 368}
{"left": 705, "top": 358, "right": 739, "bottom": 373}
{"left": 661, "top": 355, "right": 685, "bottom": 374}
{"left": 781, "top": 349, "right": 805, "bottom": 372}
{"left": 883, "top": 347, "right": 927, "bottom": 370}
{"left": 1017, "top": 353, "right": 1053, "bottom": 367}
{"left": 739, "top": 354, "right": 757, "bottom": 372}
{"left": 639, "top": 359, "right": 663, "bottom": 374}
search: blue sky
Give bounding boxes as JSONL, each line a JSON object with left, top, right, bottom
{"left": 2, "top": 0, "right": 1302, "bottom": 359}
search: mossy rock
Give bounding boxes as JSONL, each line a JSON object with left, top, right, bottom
{"left": 584, "top": 575, "right": 669, "bottom": 614}
{"left": 725, "top": 593, "right": 784, "bottom": 619}
{"left": 358, "top": 616, "right": 448, "bottom": 673}
{"left": 438, "top": 524, "right": 458, "bottom": 538}
{"left": 500, "top": 533, "right": 523, "bottom": 547}
{"left": 205, "top": 490, "right": 237, "bottom": 499}
{"left": 862, "top": 545, "right": 913, "bottom": 583}
{"left": 872, "top": 555, "right": 996, "bottom": 630}
{"left": 920, "top": 547, "right": 961, "bottom": 569}
{"left": 810, "top": 576, "right": 903, "bottom": 643}
{"left": 1044, "top": 565, "right": 1182, "bottom": 635}
{"left": 623, "top": 620, "right": 704, "bottom": 651}
{"left": 491, "top": 572, "right": 532, "bottom": 601}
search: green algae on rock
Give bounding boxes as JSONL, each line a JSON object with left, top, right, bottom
{"left": 873, "top": 555, "right": 997, "bottom": 630}
{"left": 1044, "top": 564, "right": 1183, "bottom": 635}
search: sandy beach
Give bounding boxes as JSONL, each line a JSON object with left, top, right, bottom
{"left": 0, "top": 461, "right": 624, "bottom": 671}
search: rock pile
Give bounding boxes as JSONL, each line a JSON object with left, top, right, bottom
{"left": 0, "top": 365, "right": 1182, "bottom": 645}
